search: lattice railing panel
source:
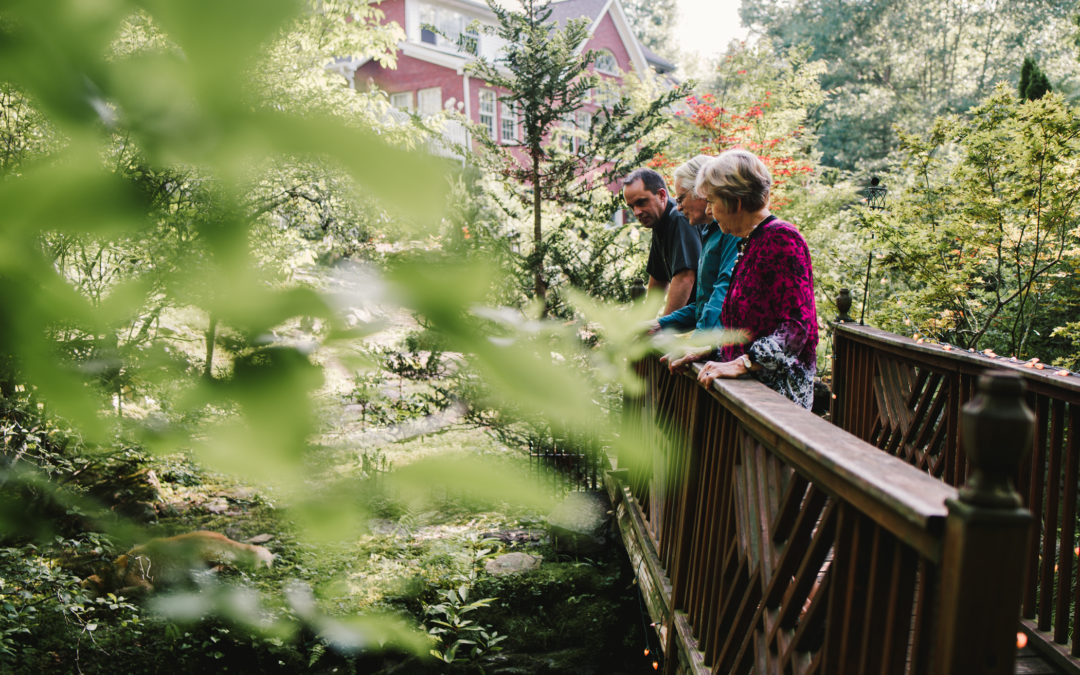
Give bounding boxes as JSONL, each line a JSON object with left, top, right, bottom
{"left": 834, "top": 322, "right": 1080, "bottom": 663}
{"left": 640, "top": 368, "right": 956, "bottom": 675}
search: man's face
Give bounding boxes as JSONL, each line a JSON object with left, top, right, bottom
{"left": 675, "top": 183, "right": 709, "bottom": 226}
{"left": 623, "top": 179, "right": 668, "bottom": 228}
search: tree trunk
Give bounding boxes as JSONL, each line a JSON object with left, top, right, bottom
{"left": 532, "top": 151, "right": 545, "bottom": 314}
{"left": 204, "top": 313, "right": 218, "bottom": 380}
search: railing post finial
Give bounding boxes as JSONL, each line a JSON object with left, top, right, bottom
{"left": 959, "top": 371, "right": 1034, "bottom": 508}
{"left": 835, "top": 288, "right": 853, "bottom": 323}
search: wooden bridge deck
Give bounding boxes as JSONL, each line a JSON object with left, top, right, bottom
{"left": 1017, "top": 648, "right": 1065, "bottom": 674}
{"left": 615, "top": 339, "right": 1076, "bottom": 675}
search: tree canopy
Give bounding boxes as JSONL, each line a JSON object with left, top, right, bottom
{"left": 742, "top": 0, "right": 1078, "bottom": 169}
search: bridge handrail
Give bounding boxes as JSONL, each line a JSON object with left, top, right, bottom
{"left": 616, "top": 355, "right": 1031, "bottom": 674}
{"left": 831, "top": 321, "right": 1080, "bottom": 671}
{"left": 699, "top": 365, "right": 953, "bottom": 559}
{"left": 833, "top": 322, "right": 1080, "bottom": 398}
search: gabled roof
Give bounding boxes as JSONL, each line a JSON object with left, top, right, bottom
{"left": 546, "top": 0, "right": 673, "bottom": 76}
{"left": 546, "top": 0, "right": 608, "bottom": 27}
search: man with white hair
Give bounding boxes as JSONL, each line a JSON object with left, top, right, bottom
{"left": 648, "top": 155, "right": 741, "bottom": 334}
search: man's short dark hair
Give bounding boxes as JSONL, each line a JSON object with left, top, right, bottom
{"left": 622, "top": 168, "right": 667, "bottom": 194}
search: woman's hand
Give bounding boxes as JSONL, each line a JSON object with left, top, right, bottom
{"left": 664, "top": 347, "right": 713, "bottom": 372}
{"left": 697, "top": 358, "right": 751, "bottom": 387}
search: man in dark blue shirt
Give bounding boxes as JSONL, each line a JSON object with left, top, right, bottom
{"left": 622, "top": 168, "right": 701, "bottom": 316}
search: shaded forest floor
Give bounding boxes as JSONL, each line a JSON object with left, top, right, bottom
{"left": 2, "top": 295, "right": 658, "bottom": 674}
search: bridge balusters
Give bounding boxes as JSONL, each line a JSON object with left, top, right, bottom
{"left": 833, "top": 321, "right": 1080, "bottom": 664}
{"left": 934, "top": 372, "right": 1034, "bottom": 674}
{"left": 613, "top": 355, "right": 1032, "bottom": 674}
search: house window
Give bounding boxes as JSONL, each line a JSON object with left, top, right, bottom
{"left": 478, "top": 89, "right": 497, "bottom": 138}
{"left": 595, "top": 49, "right": 618, "bottom": 75}
{"left": 418, "top": 3, "right": 478, "bottom": 55}
{"left": 418, "top": 87, "right": 442, "bottom": 116}
{"left": 461, "top": 25, "right": 479, "bottom": 56}
{"left": 389, "top": 91, "right": 414, "bottom": 113}
{"left": 501, "top": 101, "right": 518, "bottom": 144}
{"left": 574, "top": 110, "right": 591, "bottom": 152}
{"left": 591, "top": 82, "right": 619, "bottom": 109}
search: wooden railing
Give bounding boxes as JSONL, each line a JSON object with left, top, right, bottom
{"left": 609, "top": 355, "right": 1032, "bottom": 675}
{"left": 832, "top": 321, "right": 1080, "bottom": 672}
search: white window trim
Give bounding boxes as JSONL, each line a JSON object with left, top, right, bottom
{"left": 573, "top": 110, "right": 591, "bottom": 152}
{"left": 478, "top": 88, "right": 497, "bottom": 139}
{"left": 500, "top": 100, "right": 518, "bottom": 145}
{"left": 390, "top": 91, "right": 414, "bottom": 113}
{"left": 418, "top": 87, "right": 442, "bottom": 116}
{"left": 412, "top": 1, "right": 484, "bottom": 57}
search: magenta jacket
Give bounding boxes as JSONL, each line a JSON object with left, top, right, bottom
{"left": 718, "top": 216, "right": 818, "bottom": 408}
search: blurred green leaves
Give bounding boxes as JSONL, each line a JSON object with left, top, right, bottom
{"left": 0, "top": 0, "right": 446, "bottom": 443}
{"left": 0, "top": 0, "right": 669, "bottom": 660}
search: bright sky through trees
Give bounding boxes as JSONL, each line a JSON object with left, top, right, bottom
{"left": 674, "top": 0, "right": 748, "bottom": 59}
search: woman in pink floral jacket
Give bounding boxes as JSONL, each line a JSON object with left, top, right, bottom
{"left": 670, "top": 150, "right": 818, "bottom": 408}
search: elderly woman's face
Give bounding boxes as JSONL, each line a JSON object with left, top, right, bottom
{"left": 703, "top": 195, "right": 732, "bottom": 226}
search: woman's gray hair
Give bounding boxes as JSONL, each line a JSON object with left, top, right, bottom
{"left": 672, "top": 154, "right": 713, "bottom": 193}
{"left": 695, "top": 149, "right": 772, "bottom": 214}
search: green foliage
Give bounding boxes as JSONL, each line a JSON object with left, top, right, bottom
{"left": 425, "top": 586, "right": 506, "bottom": 665}
{"left": 620, "top": 0, "right": 677, "bottom": 60}
{"left": 744, "top": 0, "right": 1079, "bottom": 169}
{"left": 465, "top": 0, "right": 687, "bottom": 310}
{"left": 0, "top": 537, "right": 141, "bottom": 672}
{"left": 1019, "top": 56, "right": 1053, "bottom": 101}
{"left": 0, "top": 0, "right": 671, "bottom": 665}
{"left": 863, "top": 85, "right": 1080, "bottom": 360}
{"left": 654, "top": 41, "right": 825, "bottom": 214}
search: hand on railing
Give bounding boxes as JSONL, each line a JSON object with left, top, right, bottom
{"left": 662, "top": 346, "right": 713, "bottom": 372}
{"left": 696, "top": 357, "right": 758, "bottom": 386}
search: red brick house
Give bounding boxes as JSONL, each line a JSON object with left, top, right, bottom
{"left": 344, "top": 0, "right": 675, "bottom": 151}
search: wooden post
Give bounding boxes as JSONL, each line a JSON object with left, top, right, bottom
{"left": 934, "top": 371, "right": 1034, "bottom": 675}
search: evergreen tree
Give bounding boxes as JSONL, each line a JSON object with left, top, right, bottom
{"left": 1030, "top": 70, "right": 1053, "bottom": 99}
{"left": 466, "top": 0, "right": 685, "bottom": 313}
{"left": 1018, "top": 56, "right": 1034, "bottom": 99}
{"left": 1021, "top": 57, "right": 1052, "bottom": 100}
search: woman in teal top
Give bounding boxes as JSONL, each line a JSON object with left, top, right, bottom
{"left": 650, "top": 155, "right": 741, "bottom": 333}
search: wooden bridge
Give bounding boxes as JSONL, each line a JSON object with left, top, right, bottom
{"left": 607, "top": 320, "right": 1080, "bottom": 674}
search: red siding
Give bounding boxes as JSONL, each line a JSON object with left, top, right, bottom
{"left": 377, "top": 0, "right": 406, "bottom": 28}
{"left": 356, "top": 53, "right": 465, "bottom": 111}
{"left": 354, "top": 1, "right": 645, "bottom": 164}
{"left": 585, "top": 12, "right": 633, "bottom": 75}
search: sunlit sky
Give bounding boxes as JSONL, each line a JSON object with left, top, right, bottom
{"left": 673, "top": 0, "right": 749, "bottom": 66}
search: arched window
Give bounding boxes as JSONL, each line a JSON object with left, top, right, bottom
{"left": 594, "top": 49, "right": 618, "bottom": 75}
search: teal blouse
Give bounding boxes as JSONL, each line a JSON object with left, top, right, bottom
{"left": 657, "top": 221, "right": 740, "bottom": 332}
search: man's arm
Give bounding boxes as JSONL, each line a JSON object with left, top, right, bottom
{"left": 663, "top": 269, "right": 695, "bottom": 316}
{"left": 647, "top": 275, "right": 667, "bottom": 294}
